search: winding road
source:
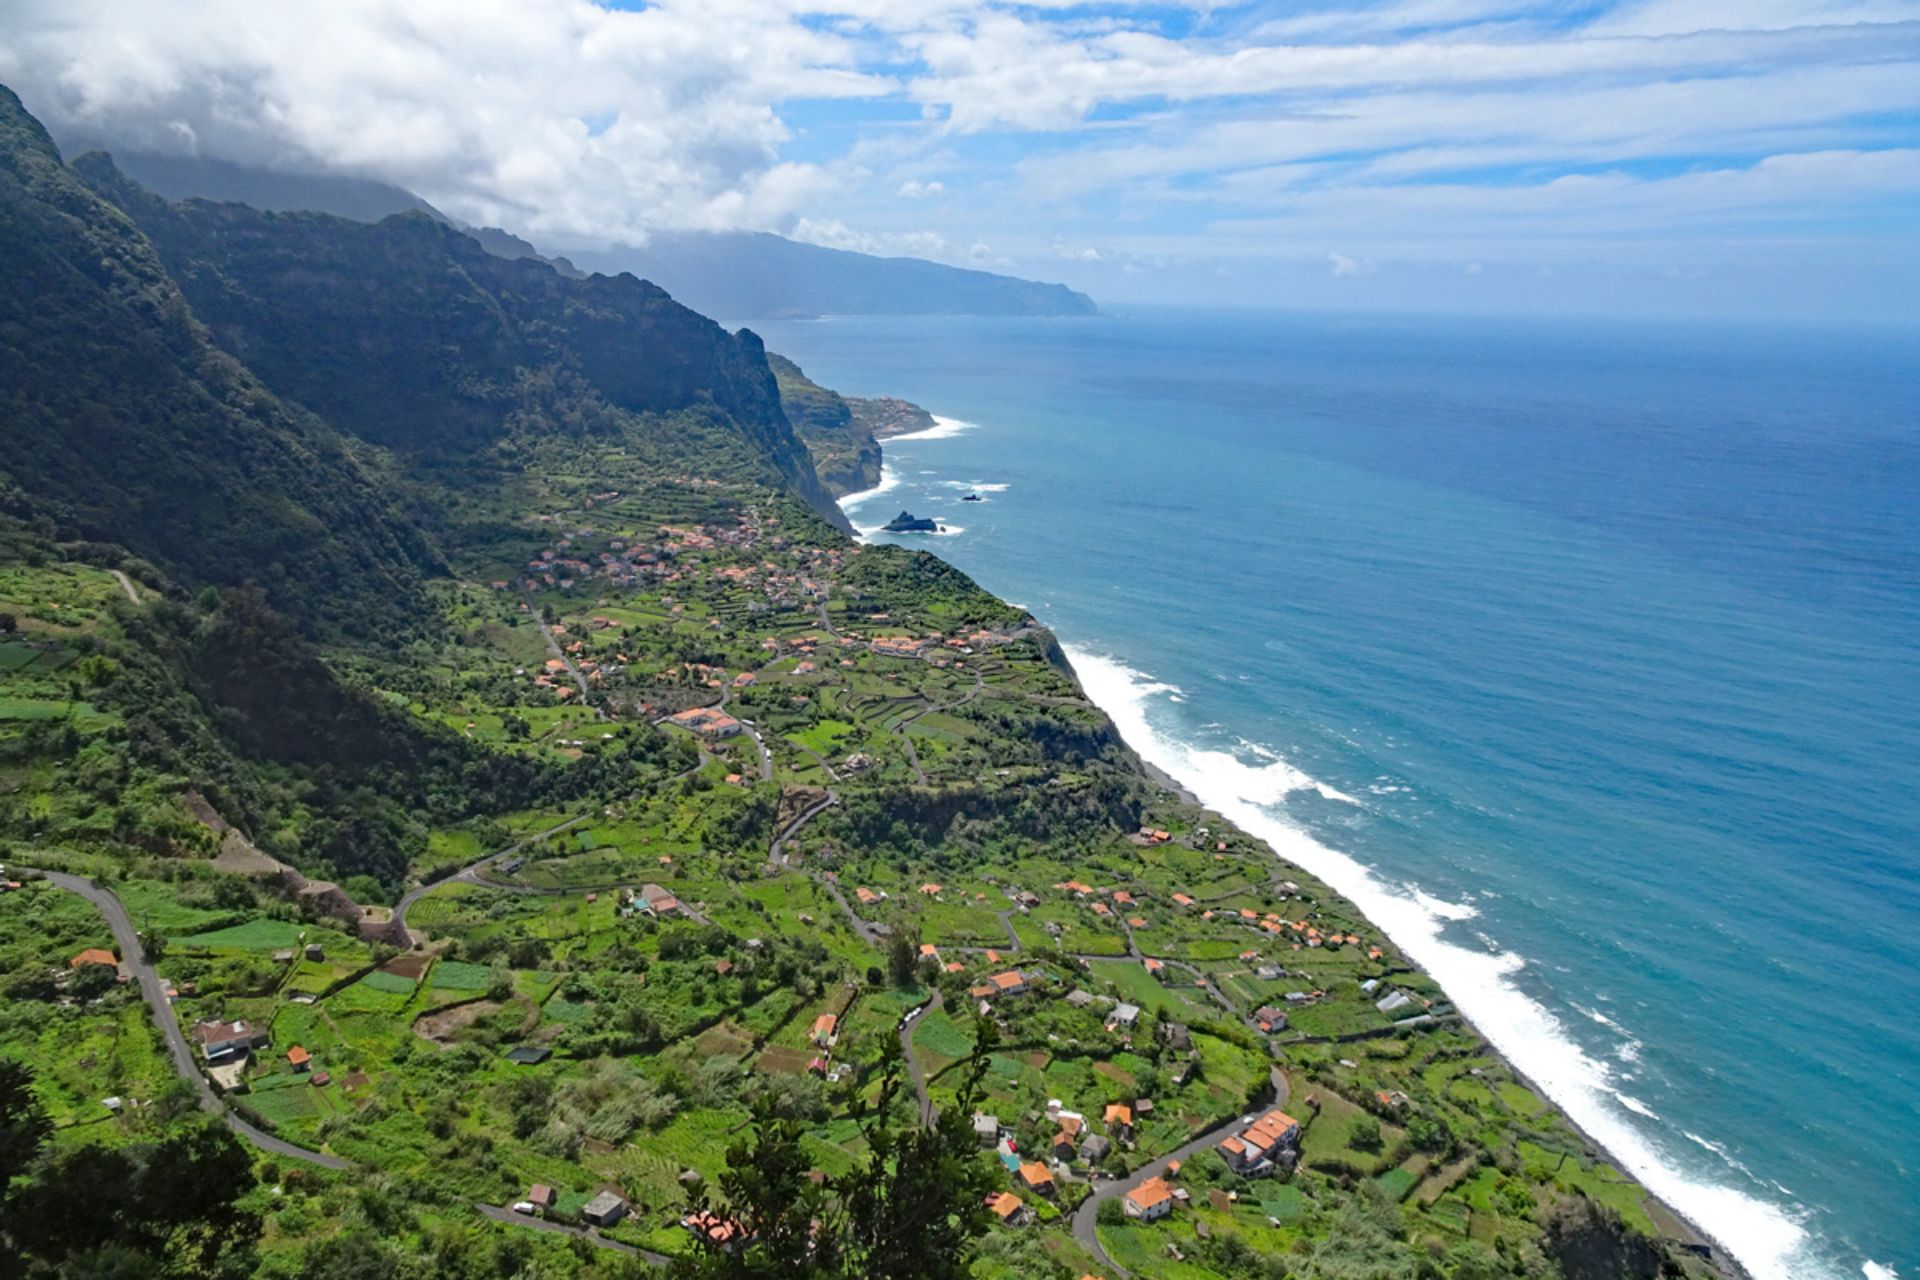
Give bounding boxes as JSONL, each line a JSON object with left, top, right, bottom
{"left": 36, "top": 870, "right": 350, "bottom": 1170}
{"left": 473, "top": 1204, "right": 669, "bottom": 1262}
{"left": 392, "top": 812, "right": 596, "bottom": 935}
{"left": 770, "top": 788, "right": 839, "bottom": 867}
{"left": 1068, "top": 1065, "right": 1290, "bottom": 1277}
{"left": 898, "top": 988, "right": 945, "bottom": 1126}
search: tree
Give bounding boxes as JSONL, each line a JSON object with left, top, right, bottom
{"left": 0, "top": 1057, "right": 51, "bottom": 1191}
{"left": 1351, "top": 1113, "right": 1383, "bottom": 1152}
{"left": 677, "top": 1018, "right": 1002, "bottom": 1280}
{"left": 886, "top": 932, "right": 916, "bottom": 989}
{"left": 139, "top": 928, "right": 167, "bottom": 964}
{"left": 69, "top": 961, "right": 119, "bottom": 1001}
{"left": 2, "top": 1112, "right": 261, "bottom": 1276}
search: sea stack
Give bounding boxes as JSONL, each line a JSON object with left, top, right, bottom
{"left": 883, "top": 510, "right": 940, "bottom": 533}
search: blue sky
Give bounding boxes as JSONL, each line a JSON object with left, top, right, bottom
{"left": 4, "top": 0, "right": 1918, "bottom": 318}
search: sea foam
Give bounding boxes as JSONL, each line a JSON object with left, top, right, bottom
{"left": 888, "top": 414, "right": 975, "bottom": 442}
{"left": 1062, "top": 643, "right": 1849, "bottom": 1280}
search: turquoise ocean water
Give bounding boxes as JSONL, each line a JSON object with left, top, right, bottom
{"left": 753, "top": 308, "right": 1920, "bottom": 1280}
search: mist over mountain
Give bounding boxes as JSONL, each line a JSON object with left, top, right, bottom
{"left": 0, "top": 89, "right": 437, "bottom": 636}
{"left": 562, "top": 233, "right": 1096, "bottom": 323}
{"left": 94, "top": 148, "right": 1095, "bottom": 322}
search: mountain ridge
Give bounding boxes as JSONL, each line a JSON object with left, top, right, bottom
{"left": 73, "top": 151, "right": 850, "bottom": 536}
{"left": 88, "top": 147, "right": 1096, "bottom": 321}
{"left": 0, "top": 87, "right": 437, "bottom": 637}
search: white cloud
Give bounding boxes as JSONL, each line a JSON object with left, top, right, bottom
{"left": 791, "top": 216, "right": 951, "bottom": 259}
{"left": 0, "top": 0, "right": 1911, "bottom": 311}
{"left": 0, "top": 0, "right": 895, "bottom": 243}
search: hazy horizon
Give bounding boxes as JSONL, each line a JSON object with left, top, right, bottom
{"left": 5, "top": 0, "right": 1917, "bottom": 323}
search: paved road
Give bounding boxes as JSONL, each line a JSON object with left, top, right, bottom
{"left": 816, "top": 876, "right": 883, "bottom": 946}
{"left": 524, "top": 590, "right": 600, "bottom": 714}
{"left": 715, "top": 686, "right": 773, "bottom": 782}
{"left": 1068, "top": 1065, "right": 1290, "bottom": 1277}
{"left": 36, "top": 870, "right": 351, "bottom": 1170}
{"left": 473, "top": 1204, "right": 669, "bottom": 1263}
{"left": 393, "top": 812, "right": 595, "bottom": 935}
{"left": 108, "top": 569, "right": 141, "bottom": 604}
{"left": 992, "top": 910, "right": 1022, "bottom": 950}
{"left": 770, "top": 788, "right": 838, "bottom": 866}
{"left": 898, "top": 988, "right": 945, "bottom": 1126}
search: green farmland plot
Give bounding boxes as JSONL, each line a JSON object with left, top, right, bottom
{"left": 175, "top": 919, "right": 309, "bottom": 952}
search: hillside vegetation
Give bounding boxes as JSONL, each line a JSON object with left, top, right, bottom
{"left": 0, "top": 84, "right": 1721, "bottom": 1280}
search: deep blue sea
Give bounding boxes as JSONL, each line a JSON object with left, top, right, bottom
{"left": 754, "top": 307, "right": 1920, "bottom": 1280}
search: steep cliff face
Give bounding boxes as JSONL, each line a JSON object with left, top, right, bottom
{"left": 0, "top": 88, "right": 435, "bottom": 636}
{"left": 75, "top": 154, "right": 849, "bottom": 532}
{"left": 770, "top": 353, "right": 881, "bottom": 496}
{"left": 770, "top": 353, "right": 937, "bottom": 498}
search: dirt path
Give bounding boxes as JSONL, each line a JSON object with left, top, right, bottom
{"left": 109, "top": 569, "right": 141, "bottom": 603}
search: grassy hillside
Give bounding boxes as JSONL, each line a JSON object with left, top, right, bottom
{"left": 0, "top": 88, "right": 437, "bottom": 639}
{"left": 75, "top": 153, "right": 849, "bottom": 534}
{"left": 0, "top": 85, "right": 1723, "bottom": 1280}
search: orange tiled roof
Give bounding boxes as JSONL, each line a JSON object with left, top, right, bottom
{"left": 1127, "top": 1177, "right": 1173, "bottom": 1211}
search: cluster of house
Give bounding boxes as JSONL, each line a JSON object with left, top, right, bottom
{"left": 189, "top": 1016, "right": 329, "bottom": 1089}
{"left": 977, "top": 1104, "right": 1187, "bottom": 1229}
{"left": 804, "top": 1010, "right": 853, "bottom": 1083}
{"left": 859, "top": 620, "right": 1015, "bottom": 659}
{"left": 665, "top": 706, "right": 743, "bottom": 739}
{"left": 514, "top": 1181, "right": 755, "bottom": 1254}
{"left": 1218, "top": 1109, "right": 1302, "bottom": 1178}
{"left": 511, "top": 513, "right": 852, "bottom": 621}
{"left": 966, "top": 968, "right": 1030, "bottom": 1006}
{"left": 619, "top": 883, "right": 686, "bottom": 919}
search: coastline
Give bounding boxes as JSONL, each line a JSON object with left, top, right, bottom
{"left": 840, "top": 429, "right": 1780, "bottom": 1280}
{"left": 1057, "top": 644, "right": 1755, "bottom": 1280}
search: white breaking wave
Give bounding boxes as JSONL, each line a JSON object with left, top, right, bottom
{"left": 939, "top": 479, "right": 1010, "bottom": 493}
{"left": 838, "top": 417, "right": 979, "bottom": 542}
{"left": 888, "top": 414, "right": 975, "bottom": 441}
{"left": 1062, "top": 643, "right": 1847, "bottom": 1280}
{"left": 1863, "top": 1263, "right": 1900, "bottom": 1279}
{"left": 838, "top": 460, "right": 903, "bottom": 521}
{"left": 1614, "top": 1092, "right": 1659, "bottom": 1119}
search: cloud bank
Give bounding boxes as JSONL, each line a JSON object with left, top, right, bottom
{"left": 2, "top": 0, "right": 1915, "bottom": 315}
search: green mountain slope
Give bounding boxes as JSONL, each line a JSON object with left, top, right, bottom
{"left": 0, "top": 88, "right": 436, "bottom": 636}
{"left": 75, "top": 154, "right": 848, "bottom": 531}
{"left": 772, "top": 352, "right": 937, "bottom": 496}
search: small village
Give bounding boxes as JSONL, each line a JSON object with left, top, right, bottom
{"left": 0, "top": 476, "right": 1687, "bottom": 1279}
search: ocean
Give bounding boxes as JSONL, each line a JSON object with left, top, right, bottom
{"left": 752, "top": 307, "right": 1920, "bottom": 1280}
